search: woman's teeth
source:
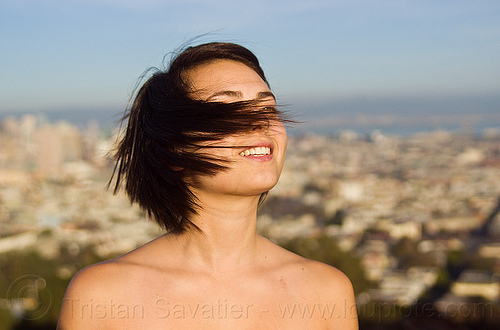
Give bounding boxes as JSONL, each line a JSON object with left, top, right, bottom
{"left": 239, "top": 147, "right": 271, "bottom": 157}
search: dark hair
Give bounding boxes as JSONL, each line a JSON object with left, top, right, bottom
{"left": 110, "top": 42, "right": 289, "bottom": 233}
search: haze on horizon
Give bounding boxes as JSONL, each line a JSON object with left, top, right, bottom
{"left": 1, "top": 0, "right": 499, "bottom": 129}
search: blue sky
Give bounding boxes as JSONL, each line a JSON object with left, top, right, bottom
{"left": 1, "top": 0, "right": 500, "bottom": 126}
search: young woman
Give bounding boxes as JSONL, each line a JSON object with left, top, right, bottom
{"left": 58, "top": 42, "right": 358, "bottom": 329}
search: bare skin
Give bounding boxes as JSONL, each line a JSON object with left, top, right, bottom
{"left": 57, "top": 60, "right": 358, "bottom": 329}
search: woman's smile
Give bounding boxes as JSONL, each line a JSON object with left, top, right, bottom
{"left": 238, "top": 141, "right": 273, "bottom": 161}
{"left": 239, "top": 146, "right": 271, "bottom": 157}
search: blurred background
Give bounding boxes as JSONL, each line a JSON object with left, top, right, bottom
{"left": 1, "top": 1, "right": 499, "bottom": 329}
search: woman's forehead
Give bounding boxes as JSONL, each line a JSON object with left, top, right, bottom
{"left": 184, "top": 60, "right": 273, "bottom": 102}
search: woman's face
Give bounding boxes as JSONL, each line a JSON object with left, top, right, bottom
{"left": 183, "top": 60, "right": 287, "bottom": 198}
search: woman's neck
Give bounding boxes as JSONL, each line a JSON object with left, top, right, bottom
{"left": 174, "top": 193, "right": 263, "bottom": 273}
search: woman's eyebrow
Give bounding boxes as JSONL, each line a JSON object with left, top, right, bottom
{"left": 207, "top": 90, "right": 242, "bottom": 100}
{"left": 207, "top": 90, "right": 276, "bottom": 101}
{"left": 257, "top": 91, "right": 276, "bottom": 101}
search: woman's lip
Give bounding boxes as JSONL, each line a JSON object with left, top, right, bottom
{"left": 241, "top": 153, "right": 273, "bottom": 162}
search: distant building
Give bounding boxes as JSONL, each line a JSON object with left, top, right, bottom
{"left": 368, "top": 267, "right": 439, "bottom": 306}
{"left": 35, "top": 122, "right": 83, "bottom": 174}
{"left": 451, "top": 270, "right": 499, "bottom": 301}
{"left": 357, "top": 239, "right": 393, "bottom": 281}
{"left": 479, "top": 243, "right": 500, "bottom": 259}
{"left": 435, "top": 292, "right": 496, "bottom": 321}
{"left": 376, "top": 219, "right": 422, "bottom": 240}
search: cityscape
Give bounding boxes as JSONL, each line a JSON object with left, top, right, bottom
{"left": 0, "top": 114, "right": 499, "bottom": 329}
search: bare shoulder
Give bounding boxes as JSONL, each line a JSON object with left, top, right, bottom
{"left": 298, "top": 259, "right": 359, "bottom": 329}
{"left": 57, "top": 261, "right": 116, "bottom": 329}
{"left": 303, "top": 257, "right": 354, "bottom": 291}
{"left": 263, "top": 239, "right": 359, "bottom": 329}
{"left": 265, "top": 237, "right": 354, "bottom": 291}
{"left": 60, "top": 236, "right": 167, "bottom": 302}
{"left": 62, "top": 259, "right": 125, "bottom": 298}
{"left": 57, "top": 241, "right": 163, "bottom": 329}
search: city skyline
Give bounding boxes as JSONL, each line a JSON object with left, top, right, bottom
{"left": 1, "top": 114, "right": 499, "bottom": 328}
